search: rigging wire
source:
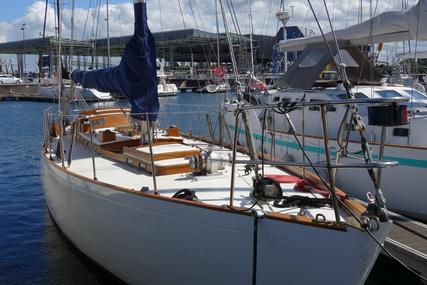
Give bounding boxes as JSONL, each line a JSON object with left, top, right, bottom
{"left": 158, "top": 0, "right": 165, "bottom": 60}
{"left": 218, "top": 0, "right": 241, "bottom": 98}
{"left": 215, "top": 0, "right": 221, "bottom": 65}
{"left": 260, "top": 0, "right": 274, "bottom": 67}
{"left": 187, "top": 0, "right": 210, "bottom": 66}
{"left": 176, "top": 0, "right": 204, "bottom": 94}
{"left": 92, "top": 0, "right": 102, "bottom": 69}
{"left": 193, "top": 0, "right": 218, "bottom": 60}
{"left": 407, "top": 0, "right": 422, "bottom": 145}
{"left": 225, "top": 0, "right": 243, "bottom": 46}
{"left": 81, "top": 0, "right": 92, "bottom": 41}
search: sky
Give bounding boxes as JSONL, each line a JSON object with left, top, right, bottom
{"left": 0, "top": 0, "right": 415, "bottom": 42}
{"left": 0, "top": 0, "right": 421, "bottom": 71}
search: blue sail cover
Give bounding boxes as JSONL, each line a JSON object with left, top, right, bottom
{"left": 71, "top": 2, "right": 159, "bottom": 120}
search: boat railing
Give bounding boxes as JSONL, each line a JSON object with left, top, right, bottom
{"left": 42, "top": 97, "right": 406, "bottom": 223}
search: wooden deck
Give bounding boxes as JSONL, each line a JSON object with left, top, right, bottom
{"left": 384, "top": 212, "right": 427, "bottom": 280}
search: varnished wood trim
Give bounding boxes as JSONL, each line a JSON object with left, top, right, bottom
{"left": 79, "top": 108, "right": 131, "bottom": 116}
{"left": 342, "top": 199, "right": 366, "bottom": 215}
{"left": 123, "top": 146, "right": 201, "bottom": 162}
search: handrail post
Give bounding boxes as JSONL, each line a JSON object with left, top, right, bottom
{"left": 59, "top": 111, "right": 65, "bottom": 168}
{"left": 229, "top": 109, "right": 240, "bottom": 206}
{"left": 43, "top": 111, "right": 48, "bottom": 151}
{"left": 67, "top": 117, "right": 78, "bottom": 166}
{"left": 320, "top": 105, "right": 340, "bottom": 223}
{"left": 206, "top": 114, "right": 216, "bottom": 145}
{"left": 146, "top": 113, "right": 158, "bottom": 195}
{"left": 301, "top": 104, "right": 306, "bottom": 178}
{"left": 48, "top": 111, "right": 53, "bottom": 159}
{"left": 219, "top": 111, "right": 224, "bottom": 148}
{"left": 89, "top": 118, "right": 97, "bottom": 180}
{"left": 377, "top": 126, "right": 386, "bottom": 188}
{"left": 270, "top": 110, "right": 276, "bottom": 161}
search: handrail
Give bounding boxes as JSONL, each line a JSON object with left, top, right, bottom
{"left": 223, "top": 160, "right": 398, "bottom": 169}
{"left": 239, "top": 97, "right": 409, "bottom": 110}
{"left": 42, "top": 97, "right": 403, "bottom": 220}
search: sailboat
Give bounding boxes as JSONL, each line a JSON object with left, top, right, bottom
{"left": 41, "top": 1, "right": 392, "bottom": 284}
{"left": 157, "top": 59, "right": 178, "bottom": 97}
{"left": 229, "top": 0, "right": 427, "bottom": 220}
{"left": 204, "top": 0, "right": 230, "bottom": 94}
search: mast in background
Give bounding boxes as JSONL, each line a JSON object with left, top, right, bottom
{"left": 276, "top": 4, "right": 291, "bottom": 72}
{"left": 215, "top": 0, "right": 220, "bottom": 67}
{"left": 56, "top": 0, "right": 62, "bottom": 101}
{"left": 248, "top": 0, "right": 254, "bottom": 74}
{"left": 106, "top": 0, "right": 111, "bottom": 67}
{"left": 70, "top": 0, "right": 75, "bottom": 70}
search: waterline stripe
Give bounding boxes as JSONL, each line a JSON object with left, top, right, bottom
{"left": 227, "top": 124, "right": 427, "bottom": 169}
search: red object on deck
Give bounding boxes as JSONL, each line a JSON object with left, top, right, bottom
{"left": 264, "top": 175, "right": 302, "bottom": 184}
{"left": 266, "top": 175, "right": 347, "bottom": 199}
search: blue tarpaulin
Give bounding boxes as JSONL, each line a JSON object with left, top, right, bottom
{"left": 71, "top": 2, "right": 159, "bottom": 120}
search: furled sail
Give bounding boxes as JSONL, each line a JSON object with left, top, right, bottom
{"left": 280, "top": 0, "right": 427, "bottom": 52}
{"left": 71, "top": 1, "right": 159, "bottom": 120}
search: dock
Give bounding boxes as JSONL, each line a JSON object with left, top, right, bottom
{"left": 385, "top": 212, "right": 427, "bottom": 280}
{"left": 0, "top": 92, "right": 58, "bottom": 103}
{"left": 0, "top": 83, "right": 54, "bottom": 102}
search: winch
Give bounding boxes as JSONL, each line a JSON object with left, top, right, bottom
{"left": 189, "top": 148, "right": 230, "bottom": 175}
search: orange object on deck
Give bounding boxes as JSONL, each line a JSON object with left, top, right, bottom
{"left": 166, "top": 127, "right": 180, "bottom": 137}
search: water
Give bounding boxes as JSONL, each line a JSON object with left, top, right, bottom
{"left": 0, "top": 94, "right": 422, "bottom": 284}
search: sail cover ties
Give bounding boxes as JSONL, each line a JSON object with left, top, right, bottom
{"left": 71, "top": 2, "right": 159, "bottom": 121}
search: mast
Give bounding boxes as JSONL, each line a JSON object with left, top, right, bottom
{"left": 70, "top": 0, "right": 75, "bottom": 70}
{"left": 56, "top": 0, "right": 65, "bottom": 168}
{"left": 276, "top": 6, "right": 290, "bottom": 73}
{"left": 218, "top": 0, "right": 240, "bottom": 99}
{"left": 215, "top": 0, "right": 220, "bottom": 66}
{"left": 248, "top": 0, "right": 254, "bottom": 74}
{"left": 38, "top": 0, "right": 49, "bottom": 83}
{"left": 106, "top": 0, "right": 111, "bottom": 67}
{"left": 56, "top": 0, "right": 63, "bottom": 102}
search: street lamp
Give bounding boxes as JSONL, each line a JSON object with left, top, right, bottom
{"left": 20, "top": 23, "right": 26, "bottom": 80}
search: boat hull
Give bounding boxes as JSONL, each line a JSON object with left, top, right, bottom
{"left": 41, "top": 155, "right": 390, "bottom": 285}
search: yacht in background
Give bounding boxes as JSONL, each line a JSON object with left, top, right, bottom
{"left": 157, "top": 60, "right": 178, "bottom": 97}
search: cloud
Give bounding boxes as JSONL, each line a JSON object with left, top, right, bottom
{"left": 0, "top": 0, "right": 410, "bottom": 42}
{"left": 0, "top": 0, "right": 421, "bottom": 67}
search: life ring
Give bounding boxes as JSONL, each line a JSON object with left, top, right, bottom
{"left": 250, "top": 81, "right": 265, "bottom": 91}
{"left": 213, "top": 67, "right": 225, "bottom": 77}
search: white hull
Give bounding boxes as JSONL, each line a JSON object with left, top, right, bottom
{"left": 206, "top": 83, "right": 230, "bottom": 93}
{"left": 158, "top": 83, "right": 178, "bottom": 97}
{"left": 41, "top": 155, "right": 389, "bottom": 285}
{"left": 158, "top": 90, "right": 178, "bottom": 97}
